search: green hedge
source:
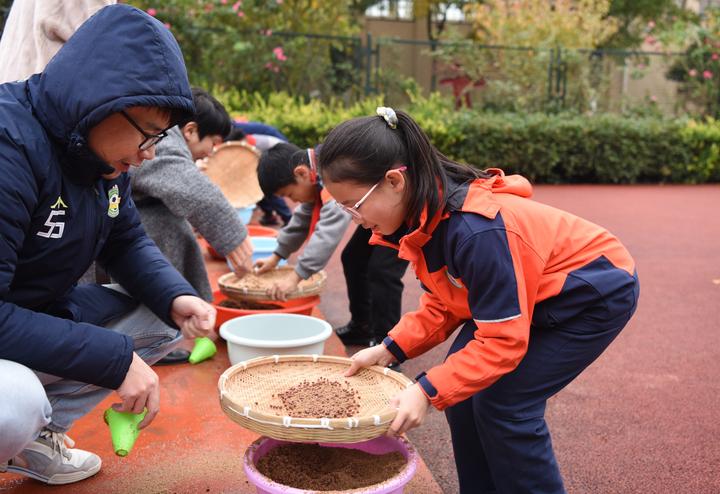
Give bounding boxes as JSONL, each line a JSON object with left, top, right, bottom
{"left": 218, "top": 90, "right": 720, "bottom": 184}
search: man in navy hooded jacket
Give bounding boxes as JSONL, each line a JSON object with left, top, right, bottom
{"left": 0, "top": 5, "right": 216, "bottom": 485}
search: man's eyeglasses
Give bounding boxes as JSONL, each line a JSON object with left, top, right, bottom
{"left": 336, "top": 166, "right": 406, "bottom": 221}
{"left": 120, "top": 110, "right": 168, "bottom": 151}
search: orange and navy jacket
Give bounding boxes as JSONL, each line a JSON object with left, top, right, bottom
{"left": 372, "top": 169, "right": 638, "bottom": 410}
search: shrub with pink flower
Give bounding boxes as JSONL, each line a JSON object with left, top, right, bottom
{"left": 704, "top": 70, "right": 713, "bottom": 79}
{"left": 273, "top": 47, "right": 287, "bottom": 62}
{"left": 129, "top": 0, "right": 363, "bottom": 102}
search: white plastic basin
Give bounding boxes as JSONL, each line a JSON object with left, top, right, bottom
{"left": 219, "top": 313, "right": 332, "bottom": 365}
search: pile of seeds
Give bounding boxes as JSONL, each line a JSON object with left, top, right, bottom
{"left": 218, "top": 299, "right": 280, "bottom": 310}
{"left": 276, "top": 378, "right": 360, "bottom": 418}
{"left": 257, "top": 443, "right": 406, "bottom": 491}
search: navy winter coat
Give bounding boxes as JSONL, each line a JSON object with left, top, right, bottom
{"left": 0, "top": 5, "right": 198, "bottom": 389}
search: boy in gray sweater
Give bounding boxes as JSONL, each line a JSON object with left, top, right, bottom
{"left": 130, "top": 87, "right": 253, "bottom": 304}
{"left": 254, "top": 143, "right": 351, "bottom": 300}
{"left": 130, "top": 89, "right": 253, "bottom": 365}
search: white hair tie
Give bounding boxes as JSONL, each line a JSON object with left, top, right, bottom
{"left": 376, "top": 107, "right": 398, "bottom": 129}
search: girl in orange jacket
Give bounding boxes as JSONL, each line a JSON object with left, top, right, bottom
{"left": 319, "top": 107, "right": 639, "bottom": 494}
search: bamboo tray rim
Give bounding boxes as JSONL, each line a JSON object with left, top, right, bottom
{"left": 218, "top": 355, "right": 413, "bottom": 441}
{"left": 218, "top": 268, "right": 326, "bottom": 301}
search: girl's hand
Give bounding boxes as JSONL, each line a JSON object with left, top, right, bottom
{"left": 387, "top": 384, "right": 431, "bottom": 436}
{"left": 267, "top": 271, "right": 301, "bottom": 301}
{"left": 253, "top": 253, "right": 280, "bottom": 274}
{"left": 345, "top": 344, "right": 396, "bottom": 377}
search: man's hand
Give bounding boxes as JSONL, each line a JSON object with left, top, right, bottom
{"left": 170, "top": 295, "right": 216, "bottom": 340}
{"left": 253, "top": 253, "right": 281, "bottom": 275}
{"left": 114, "top": 352, "right": 160, "bottom": 429}
{"left": 226, "top": 237, "right": 253, "bottom": 278}
{"left": 267, "top": 271, "right": 301, "bottom": 301}
{"left": 345, "top": 344, "right": 396, "bottom": 377}
{"left": 387, "top": 384, "right": 431, "bottom": 436}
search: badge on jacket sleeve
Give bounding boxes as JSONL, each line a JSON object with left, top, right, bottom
{"left": 107, "top": 185, "right": 121, "bottom": 218}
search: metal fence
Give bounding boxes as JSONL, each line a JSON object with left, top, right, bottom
{"left": 0, "top": 13, "right": 690, "bottom": 115}
{"left": 184, "top": 28, "right": 686, "bottom": 115}
{"left": 362, "top": 35, "right": 685, "bottom": 114}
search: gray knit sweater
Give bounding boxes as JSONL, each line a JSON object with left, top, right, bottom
{"left": 130, "top": 127, "right": 247, "bottom": 301}
{"left": 274, "top": 196, "right": 352, "bottom": 280}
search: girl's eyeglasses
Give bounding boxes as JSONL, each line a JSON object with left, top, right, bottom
{"left": 336, "top": 166, "right": 406, "bottom": 221}
{"left": 120, "top": 110, "right": 169, "bottom": 151}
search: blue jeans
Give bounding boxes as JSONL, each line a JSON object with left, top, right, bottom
{"left": 445, "top": 277, "right": 639, "bottom": 493}
{"left": 257, "top": 195, "right": 291, "bottom": 223}
{"left": 0, "top": 293, "right": 181, "bottom": 460}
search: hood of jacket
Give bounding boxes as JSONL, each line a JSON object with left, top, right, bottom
{"left": 26, "top": 4, "right": 195, "bottom": 184}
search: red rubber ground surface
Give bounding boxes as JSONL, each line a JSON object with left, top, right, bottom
{"left": 2, "top": 185, "right": 717, "bottom": 493}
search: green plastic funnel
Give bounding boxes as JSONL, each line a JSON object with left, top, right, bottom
{"left": 104, "top": 407, "right": 146, "bottom": 457}
{"left": 189, "top": 337, "right": 217, "bottom": 364}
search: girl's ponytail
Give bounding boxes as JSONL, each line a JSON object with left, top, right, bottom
{"left": 395, "top": 111, "right": 487, "bottom": 225}
{"left": 394, "top": 111, "right": 442, "bottom": 224}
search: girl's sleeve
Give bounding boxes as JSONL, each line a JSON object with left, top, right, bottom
{"left": 387, "top": 226, "right": 543, "bottom": 410}
{"left": 383, "top": 290, "right": 465, "bottom": 363}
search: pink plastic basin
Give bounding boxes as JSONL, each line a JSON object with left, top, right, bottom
{"left": 244, "top": 436, "right": 418, "bottom": 494}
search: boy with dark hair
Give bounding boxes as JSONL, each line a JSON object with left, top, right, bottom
{"left": 130, "top": 88, "right": 253, "bottom": 364}
{"left": 254, "top": 143, "right": 351, "bottom": 299}
{"left": 190, "top": 87, "right": 232, "bottom": 141}
{"left": 257, "top": 142, "right": 302, "bottom": 196}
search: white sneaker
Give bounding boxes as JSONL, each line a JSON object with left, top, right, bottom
{"left": 2, "top": 429, "right": 101, "bottom": 485}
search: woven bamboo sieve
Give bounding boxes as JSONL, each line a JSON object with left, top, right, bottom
{"left": 202, "top": 140, "right": 264, "bottom": 208}
{"left": 218, "top": 267, "right": 327, "bottom": 302}
{"left": 218, "top": 355, "right": 414, "bottom": 443}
